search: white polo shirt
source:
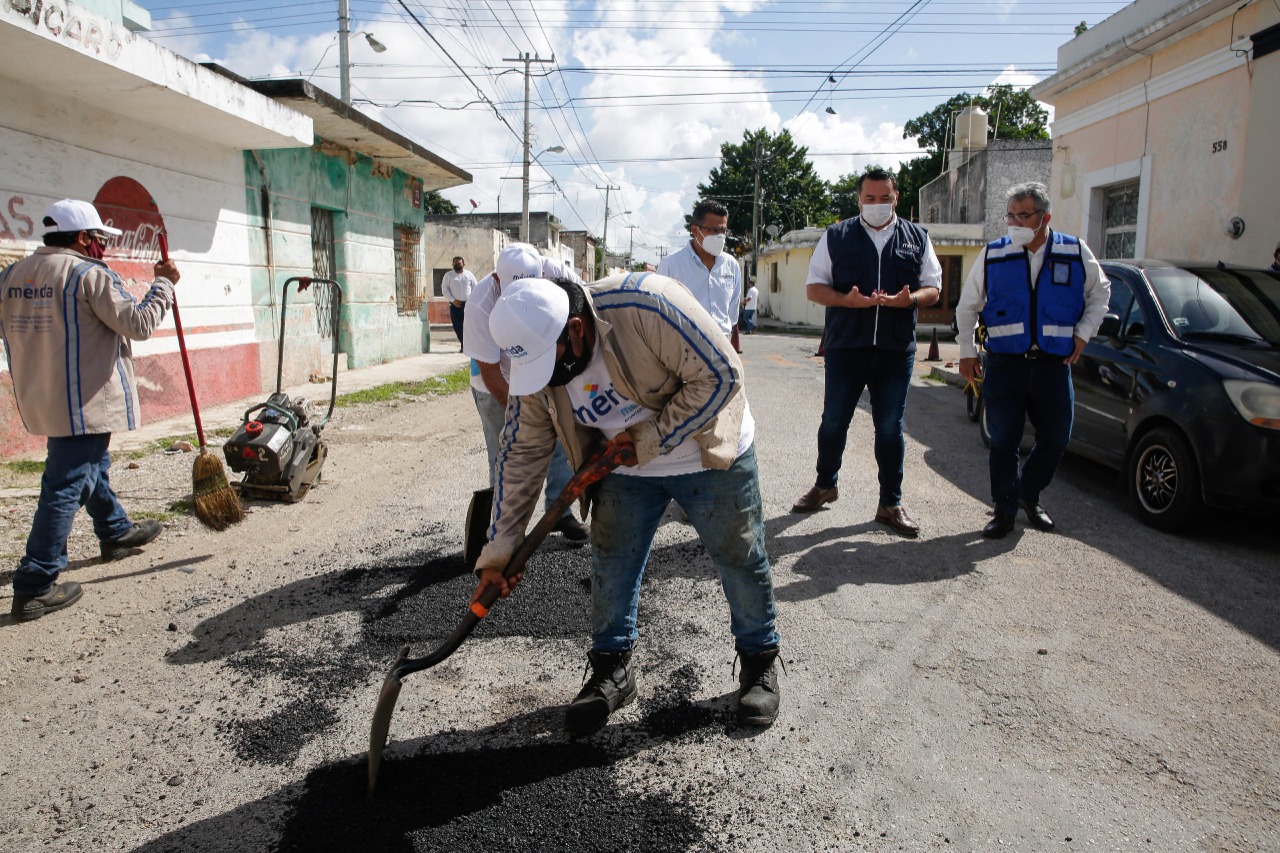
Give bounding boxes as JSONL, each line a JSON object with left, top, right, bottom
{"left": 656, "top": 242, "right": 743, "bottom": 337}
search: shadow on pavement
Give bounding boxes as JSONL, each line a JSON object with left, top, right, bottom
{"left": 130, "top": 681, "right": 734, "bottom": 852}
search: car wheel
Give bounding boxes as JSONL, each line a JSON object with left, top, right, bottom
{"left": 1129, "top": 426, "right": 1201, "bottom": 531}
{"left": 965, "top": 385, "right": 982, "bottom": 422}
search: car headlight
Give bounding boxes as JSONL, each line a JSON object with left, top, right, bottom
{"left": 1223, "top": 380, "right": 1280, "bottom": 430}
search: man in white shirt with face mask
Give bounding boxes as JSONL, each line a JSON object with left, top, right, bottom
{"left": 657, "top": 199, "right": 742, "bottom": 342}
{"left": 955, "top": 181, "right": 1109, "bottom": 539}
{"left": 792, "top": 168, "right": 941, "bottom": 538}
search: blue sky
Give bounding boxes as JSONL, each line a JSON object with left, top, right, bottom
{"left": 142, "top": 0, "right": 1129, "bottom": 263}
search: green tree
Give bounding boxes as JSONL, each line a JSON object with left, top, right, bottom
{"left": 422, "top": 190, "right": 458, "bottom": 216}
{"left": 898, "top": 84, "right": 1049, "bottom": 216}
{"left": 695, "top": 128, "right": 830, "bottom": 258}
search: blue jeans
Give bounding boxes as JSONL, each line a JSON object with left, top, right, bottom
{"left": 588, "top": 445, "right": 779, "bottom": 655}
{"left": 983, "top": 354, "right": 1074, "bottom": 516}
{"left": 471, "top": 387, "right": 572, "bottom": 509}
{"left": 743, "top": 309, "right": 757, "bottom": 333}
{"left": 449, "top": 303, "right": 465, "bottom": 348}
{"left": 815, "top": 348, "right": 914, "bottom": 506}
{"left": 13, "top": 434, "right": 132, "bottom": 596}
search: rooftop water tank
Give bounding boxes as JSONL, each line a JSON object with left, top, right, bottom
{"left": 954, "top": 105, "right": 989, "bottom": 150}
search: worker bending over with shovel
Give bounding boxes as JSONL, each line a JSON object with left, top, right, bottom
{"left": 474, "top": 273, "right": 781, "bottom": 734}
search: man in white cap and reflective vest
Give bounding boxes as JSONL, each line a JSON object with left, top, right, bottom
{"left": 473, "top": 272, "right": 781, "bottom": 735}
{"left": 0, "top": 199, "right": 181, "bottom": 620}
{"left": 463, "top": 243, "right": 588, "bottom": 540}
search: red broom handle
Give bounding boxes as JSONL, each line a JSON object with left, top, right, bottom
{"left": 159, "top": 233, "right": 206, "bottom": 449}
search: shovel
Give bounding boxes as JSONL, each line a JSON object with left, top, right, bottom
{"left": 367, "top": 438, "right": 635, "bottom": 796}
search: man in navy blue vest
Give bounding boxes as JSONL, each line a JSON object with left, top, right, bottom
{"left": 955, "top": 182, "right": 1110, "bottom": 538}
{"left": 791, "top": 168, "right": 941, "bottom": 537}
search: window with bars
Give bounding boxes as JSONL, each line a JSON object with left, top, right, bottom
{"left": 1102, "top": 180, "right": 1140, "bottom": 259}
{"left": 311, "top": 207, "right": 336, "bottom": 281}
{"left": 394, "top": 225, "right": 423, "bottom": 315}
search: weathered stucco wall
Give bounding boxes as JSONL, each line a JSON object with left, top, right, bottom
{"left": 1, "top": 86, "right": 268, "bottom": 457}
{"left": 244, "top": 142, "right": 434, "bottom": 380}
{"left": 1041, "top": 7, "right": 1277, "bottom": 264}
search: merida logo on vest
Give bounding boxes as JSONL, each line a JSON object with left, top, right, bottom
{"left": 574, "top": 382, "right": 637, "bottom": 424}
{"left": 7, "top": 284, "right": 55, "bottom": 299}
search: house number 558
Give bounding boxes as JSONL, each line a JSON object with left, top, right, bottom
{"left": 1212, "top": 140, "right": 1228, "bottom": 153}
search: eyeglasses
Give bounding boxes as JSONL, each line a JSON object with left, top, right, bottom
{"left": 694, "top": 224, "right": 728, "bottom": 236}
{"left": 87, "top": 231, "right": 108, "bottom": 245}
{"left": 1005, "top": 210, "right": 1045, "bottom": 224}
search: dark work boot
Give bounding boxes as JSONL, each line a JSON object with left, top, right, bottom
{"left": 11, "top": 581, "right": 83, "bottom": 622}
{"left": 100, "top": 519, "right": 163, "bottom": 563}
{"left": 565, "top": 650, "right": 637, "bottom": 736}
{"left": 736, "top": 647, "right": 781, "bottom": 726}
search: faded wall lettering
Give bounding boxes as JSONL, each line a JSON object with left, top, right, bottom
{"left": 0, "top": 194, "right": 36, "bottom": 241}
{"left": 4, "top": 0, "right": 125, "bottom": 61}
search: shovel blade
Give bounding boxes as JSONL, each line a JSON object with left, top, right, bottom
{"left": 367, "top": 644, "right": 410, "bottom": 797}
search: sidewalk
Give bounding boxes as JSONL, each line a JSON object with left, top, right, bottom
{"left": 110, "top": 326, "right": 469, "bottom": 454}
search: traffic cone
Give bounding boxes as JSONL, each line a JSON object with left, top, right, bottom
{"left": 925, "top": 327, "right": 940, "bottom": 362}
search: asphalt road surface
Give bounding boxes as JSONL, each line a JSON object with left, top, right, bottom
{"left": 3, "top": 331, "right": 1278, "bottom": 852}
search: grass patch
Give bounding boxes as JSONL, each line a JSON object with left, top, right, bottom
{"left": 118, "top": 428, "right": 238, "bottom": 461}
{"left": 335, "top": 366, "right": 471, "bottom": 408}
{"left": 3, "top": 459, "right": 44, "bottom": 475}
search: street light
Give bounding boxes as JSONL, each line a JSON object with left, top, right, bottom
{"left": 602, "top": 210, "right": 630, "bottom": 276}
{"left": 338, "top": 0, "right": 385, "bottom": 105}
{"left": 522, "top": 145, "right": 565, "bottom": 243}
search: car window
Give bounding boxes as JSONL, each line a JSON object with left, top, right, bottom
{"left": 1107, "top": 277, "right": 1134, "bottom": 319}
{"left": 1147, "top": 268, "right": 1278, "bottom": 345}
{"left": 1123, "top": 293, "right": 1147, "bottom": 338}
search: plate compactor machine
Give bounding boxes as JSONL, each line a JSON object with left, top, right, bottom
{"left": 224, "top": 277, "right": 343, "bottom": 502}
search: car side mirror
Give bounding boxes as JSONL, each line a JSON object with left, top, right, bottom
{"left": 1097, "top": 314, "right": 1122, "bottom": 338}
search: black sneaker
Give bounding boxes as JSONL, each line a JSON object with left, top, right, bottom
{"left": 565, "top": 650, "right": 637, "bottom": 736}
{"left": 736, "top": 647, "right": 781, "bottom": 726}
{"left": 553, "top": 513, "right": 589, "bottom": 542}
{"left": 11, "top": 581, "right": 83, "bottom": 621}
{"left": 100, "top": 519, "right": 163, "bottom": 563}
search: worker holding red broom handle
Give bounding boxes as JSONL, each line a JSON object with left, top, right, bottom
{"left": 1, "top": 200, "right": 180, "bottom": 621}
{"left": 157, "top": 233, "right": 244, "bottom": 531}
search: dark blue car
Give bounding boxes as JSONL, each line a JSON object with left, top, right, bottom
{"left": 1072, "top": 261, "right": 1280, "bottom": 530}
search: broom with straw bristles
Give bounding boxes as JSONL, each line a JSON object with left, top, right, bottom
{"left": 160, "top": 233, "right": 245, "bottom": 531}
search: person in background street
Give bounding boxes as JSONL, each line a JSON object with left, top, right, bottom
{"left": 791, "top": 167, "right": 941, "bottom": 538}
{"left": 0, "top": 199, "right": 180, "bottom": 621}
{"left": 474, "top": 273, "right": 780, "bottom": 734}
{"left": 955, "top": 182, "right": 1110, "bottom": 539}
{"left": 441, "top": 255, "right": 476, "bottom": 349}
{"left": 657, "top": 199, "right": 743, "bottom": 344}
{"left": 742, "top": 280, "right": 760, "bottom": 334}
{"left": 464, "top": 243, "right": 588, "bottom": 541}
{"left": 1270, "top": 240, "right": 1280, "bottom": 273}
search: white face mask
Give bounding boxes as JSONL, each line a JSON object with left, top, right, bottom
{"left": 698, "top": 232, "right": 727, "bottom": 256}
{"left": 860, "top": 203, "right": 894, "bottom": 228}
{"left": 1007, "top": 226, "right": 1037, "bottom": 247}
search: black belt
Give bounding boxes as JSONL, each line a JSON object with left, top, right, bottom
{"left": 990, "top": 349, "right": 1060, "bottom": 362}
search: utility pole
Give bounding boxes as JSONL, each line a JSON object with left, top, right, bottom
{"left": 628, "top": 225, "right": 637, "bottom": 270}
{"left": 751, "top": 137, "right": 762, "bottom": 281}
{"left": 338, "top": 0, "right": 351, "bottom": 104}
{"left": 596, "top": 184, "right": 618, "bottom": 279}
{"left": 503, "top": 52, "right": 554, "bottom": 242}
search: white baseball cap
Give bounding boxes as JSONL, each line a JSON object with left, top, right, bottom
{"left": 489, "top": 278, "right": 568, "bottom": 396}
{"left": 42, "top": 199, "right": 122, "bottom": 236}
{"left": 495, "top": 243, "right": 543, "bottom": 285}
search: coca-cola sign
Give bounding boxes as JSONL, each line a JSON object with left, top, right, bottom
{"left": 92, "top": 176, "right": 165, "bottom": 293}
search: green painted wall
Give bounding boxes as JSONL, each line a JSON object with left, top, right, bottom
{"left": 243, "top": 140, "right": 432, "bottom": 383}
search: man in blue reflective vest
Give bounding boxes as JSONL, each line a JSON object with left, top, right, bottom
{"left": 956, "top": 182, "right": 1110, "bottom": 538}
{"left": 791, "top": 168, "right": 941, "bottom": 537}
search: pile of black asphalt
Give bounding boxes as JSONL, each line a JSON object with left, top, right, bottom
{"left": 137, "top": 524, "right": 753, "bottom": 852}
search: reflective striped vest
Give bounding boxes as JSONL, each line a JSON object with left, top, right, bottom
{"left": 981, "top": 231, "right": 1085, "bottom": 357}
